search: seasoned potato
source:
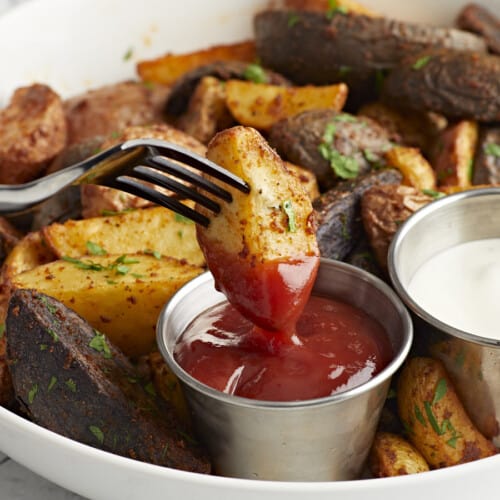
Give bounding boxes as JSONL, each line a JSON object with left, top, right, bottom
{"left": 196, "top": 126, "right": 319, "bottom": 331}
{"left": 144, "top": 351, "right": 191, "bottom": 425}
{"left": 0, "top": 217, "right": 22, "bottom": 266}
{"left": 176, "top": 76, "right": 234, "bottom": 144}
{"left": 225, "top": 81, "right": 348, "bottom": 131}
{"left": 397, "top": 357, "right": 496, "bottom": 468}
{"left": 434, "top": 120, "right": 479, "bottom": 188}
{"left": 12, "top": 254, "right": 203, "bottom": 357}
{"left": 285, "top": 161, "right": 320, "bottom": 201}
{"left": 385, "top": 146, "right": 436, "bottom": 190}
{"left": 42, "top": 206, "right": 205, "bottom": 267}
{"left": 137, "top": 40, "right": 256, "bottom": 85}
{"left": 362, "top": 185, "right": 433, "bottom": 269}
{"left": 370, "top": 432, "right": 429, "bottom": 477}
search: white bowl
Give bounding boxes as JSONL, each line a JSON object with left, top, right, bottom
{"left": 0, "top": 1, "right": 498, "bottom": 499}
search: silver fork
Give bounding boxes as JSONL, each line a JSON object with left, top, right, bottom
{"left": 0, "top": 139, "right": 250, "bottom": 227}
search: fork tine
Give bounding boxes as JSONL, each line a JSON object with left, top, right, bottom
{"left": 111, "top": 176, "right": 210, "bottom": 227}
{"left": 144, "top": 155, "right": 234, "bottom": 203}
{"left": 131, "top": 165, "right": 221, "bottom": 213}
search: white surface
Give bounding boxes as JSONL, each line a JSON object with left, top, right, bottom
{"left": 409, "top": 239, "right": 500, "bottom": 339}
{"left": 0, "top": 0, "right": 499, "bottom": 499}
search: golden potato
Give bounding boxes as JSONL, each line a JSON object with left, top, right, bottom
{"left": 225, "top": 80, "right": 348, "bottom": 131}
{"left": 385, "top": 146, "right": 436, "bottom": 190}
{"left": 397, "top": 357, "right": 496, "bottom": 468}
{"left": 137, "top": 40, "right": 256, "bottom": 85}
{"left": 370, "top": 432, "right": 430, "bottom": 477}
{"left": 434, "top": 120, "right": 478, "bottom": 188}
{"left": 196, "top": 126, "right": 319, "bottom": 331}
{"left": 285, "top": 161, "right": 320, "bottom": 201}
{"left": 12, "top": 254, "right": 203, "bottom": 358}
{"left": 42, "top": 206, "right": 205, "bottom": 267}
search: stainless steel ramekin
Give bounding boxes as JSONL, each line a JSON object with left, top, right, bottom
{"left": 389, "top": 187, "right": 500, "bottom": 446}
{"left": 157, "top": 258, "right": 412, "bottom": 481}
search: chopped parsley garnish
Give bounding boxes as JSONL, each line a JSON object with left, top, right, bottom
{"left": 288, "top": 13, "right": 300, "bottom": 28}
{"left": 48, "top": 376, "right": 57, "bottom": 392}
{"left": 326, "top": 0, "right": 348, "bottom": 19}
{"left": 432, "top": 378, "right": 447, "bottom": 405}
{"left": 282, "top": 200, "right": 297, "bottom": 232}
{"left": 123, "top": 47, "right": 133, "bottom": 61}
{"left": 333, "top": 113, "right": 357, "bottom": 123}
{"left": 62, "top": 256, "right": 107, "bottom": 271}
{"left": 415, "top": 405, "right": 427, "bottom": 427}
{"left": 145, "top": 382, "right": 157, "bottom": 397}
{"left": 89, "top": 425, "right": 105, "bottom": 445}
{"left": 174, "top": 213, "right": 194, "bottom": 224}
{"left": 243, "top": 63, "right": 268, "bottom": 84}
{"left": 422, "top": 189, "right": 445, "bottom": 199}
{"left": 144, "top": 249, "right": 161, "bottom": 259}
{"left": 39, "top": 295, "right": 58, "bottom": 315}
{"left": 63, "top": 254, "right": 140, "bottom": 276}
{"left": 28, "top": 384, "right": 38, "bottom": 404}
{"left": 484, "top": 143, "right": 500, "bottom": 158}
{"left": 363, "top": 149, "right": 379, "bottom": 163}
{"left": 413, "top": 55, "right": 432, "bottom": 70}
{"left": 89, "top": 330, "right": 112, "bottom": 359}
{"left": 65, "top": 379, "right": 77, "bottom": 393}
{"left": 424, "top": 400, "right": 442, "bottom": 435}
{"left": 0, "top": 324, "right": 4, "bottom": 339}
{"left": 101, "top": 208, "right": 136, "bottom": 216}
{"left": 40, "top": 344, "right": 48, "bottom": 351}
{"left": 47, "top": 328, "right": 59, "bottom": 343}
{"left": 86, "top": 241, "right": 107, "bottom": 256}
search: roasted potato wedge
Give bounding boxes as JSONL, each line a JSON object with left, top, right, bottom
{"left": 397, "top": 357, "right": 496, "bottom": 468}
{"left": 370, "top": 432, "right": 429, "bottom": 477}
{"left": 225, "top": 81, "right": 348, "bottom": 131}
{"left": 362, "top": 185, "right": 433, "bottom": 269}
{"left": 176, "top": 76, "right": 234, "bottom": 144}
{"left": 196, "top": 126, "right": 319, "bottom": 331}
{"left": 285, "top": 161, "right": 320, "bottom": 201}
{"left": 12, "top": 254, "right": 203, "bottom": 357}
{"left": 42, "top": 206, "right": 205, "bottom": 267}
{"left": 137, "top": 41, "right": 256, "bottom": 85}
{"left": 434, "top": 120, "right": 478, "bottom": 188}
{"left": 385, "top": 146, "right": 436, "bottom": 190}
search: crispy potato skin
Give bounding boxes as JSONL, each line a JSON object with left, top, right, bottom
{"left": 225, "top": 81, "right": 348, "bottom": 131}
{"left": 12, "top": 254, "right": 203, "bottom": 357}
{"left": 397, "top": 357, "right": 497, "bottom": 468}
{"left": 362, "top": 185, "right": 432, "bottom": 269}
{"left": 42, "top": 206, "right": 205, "bottom": 267}
{"left": 370, "top": 432, "right": 429, "bottom": 477}
{"left": 137, "top": 41, "right": 256, "bottom": 85}
{"left": 0, "top": 84, "right": 67, "bottom": 184}
{"left": 385, "top": 146, "right": 436, "bottom": 190}
{"left": 434, "top": 120, "right": 478, "bottom": 188}
{"left": 196, "top": 126, "right": 319, "bottom": 330}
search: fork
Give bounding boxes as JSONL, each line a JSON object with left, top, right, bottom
{"left": 0, "top": 139, "right": 250, "bottom": 227}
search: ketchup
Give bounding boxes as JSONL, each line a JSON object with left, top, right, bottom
{"left": 175, "top": 296, "right": 392, "bottom": 401}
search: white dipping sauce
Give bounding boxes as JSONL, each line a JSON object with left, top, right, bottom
{"left": 408, "top": 238, "right": 500, "bottom": 339}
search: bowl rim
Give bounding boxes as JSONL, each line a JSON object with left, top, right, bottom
{"left": 388, "top": 186, "right": 500, "bottom": 348}
{"left": 157, "top": 257, "right": 413, "bottom": 409}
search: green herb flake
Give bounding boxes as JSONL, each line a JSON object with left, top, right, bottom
{"left": 484, "top": 143, "right": 500, "bottom": 158}
{"left": 144, "top": 249, "right": 161, "bottom": 259}
{"left": 123, "top": 47, "right": 133, "bottom": 61}
{"left": 414, "top": 405, "right": 427, "bottom": 427}
{"left": 39, "top": 295, "right": 58, "bottom": 315}
{"left": 65, "top": 379, "right": 77, "bottom": 393}
{"left": 288, "top": 13, "right": 300, "bottom": 28}
{"left": 326, "top": 0, "right": 348, "bottom": 19}
{"left": 282, "top": 200, "right": 297, "bottom": 233}
{"left": 412, "top": 55, "right": 432, "bottom": 70}
{"left": 28, "top": 384, "right": 38, "bottom": 404}
{"left": 48, "top": 376, "right": 57, "bottom": 392}
{"left": 115, "top": 264, "right": 130, "bottom": 275}
{"left": 446, "top": 436, "right": 459, "bottom": 448}
{"left": 89, "top": 330, "right": 112, "bottom": 359}
{"left": 115, "top": 255, "right": 139, "bottom": 265}
{"left": 47, "top": 328, "right": 59, "bottom": 343}
{"left": 161, "top": 443, "right": 169, "bottom": 460}
{"left": 106, "top": 279, "right": 118, "bottom": 285}
{"left": 386, "top": 387, "right": 397, "bottom": 400}
{"left": 322, "top": 148, "right": 360, "bottom": 179}
{"left": 322, "top": 122, "right": 337, "bottom": 143}
{"left": 0, "top": 324, "right": 4, "bottom": 339}
{"left": 424, "top": 400, "right": 443, "bottom": 435}
{"left": 40, "top": 344, "right": 48, "bottom": 351}
{"left": 145, "top": 382, "right": 157, "bottom": 397}
{"left": 89, "top": 425, "right": 105, "bottom": 445}
{"left": 131, "top": 273, "right": 145, "bottom": 279}
{"left": 177, "top": 230, "right": 183, "bottom": 239}
{"left": 101, "top": 208, "right": 136, "bottom": 217}
{"left": 422, "top": 189, "right": 445, "bottom": 199}
{"left": 86, "top": 241, "right": 107, "bottom": 256}
{"left": 243, "top": 63, "right": 268, "bottom": 84}
{"left": 363, "top": 149, "right": 379, "bottom": 163}
{"left": 338, "top": 65, "right": 351, "bottom": 77}
{"left": 333, "top": 113, "right": 357, "bottom": 123}
{"left": 174, "top": 213, "right": 193, "bottom": 224}
{"left": 432, "top": 378, "right": 447, "bottom": 405}
{"left": 62, "top": 256, "right": 106, "bottom": 272}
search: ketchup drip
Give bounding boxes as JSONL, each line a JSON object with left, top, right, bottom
{"left": 175, "top": 296, "right": 392, "bottom": 401}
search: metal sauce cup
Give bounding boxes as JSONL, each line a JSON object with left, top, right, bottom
{"left": 157, "top": 258, "right": 412, "bottom": 481}
{"left": 389, "top": 187, "right": 500, "bottom": 445}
